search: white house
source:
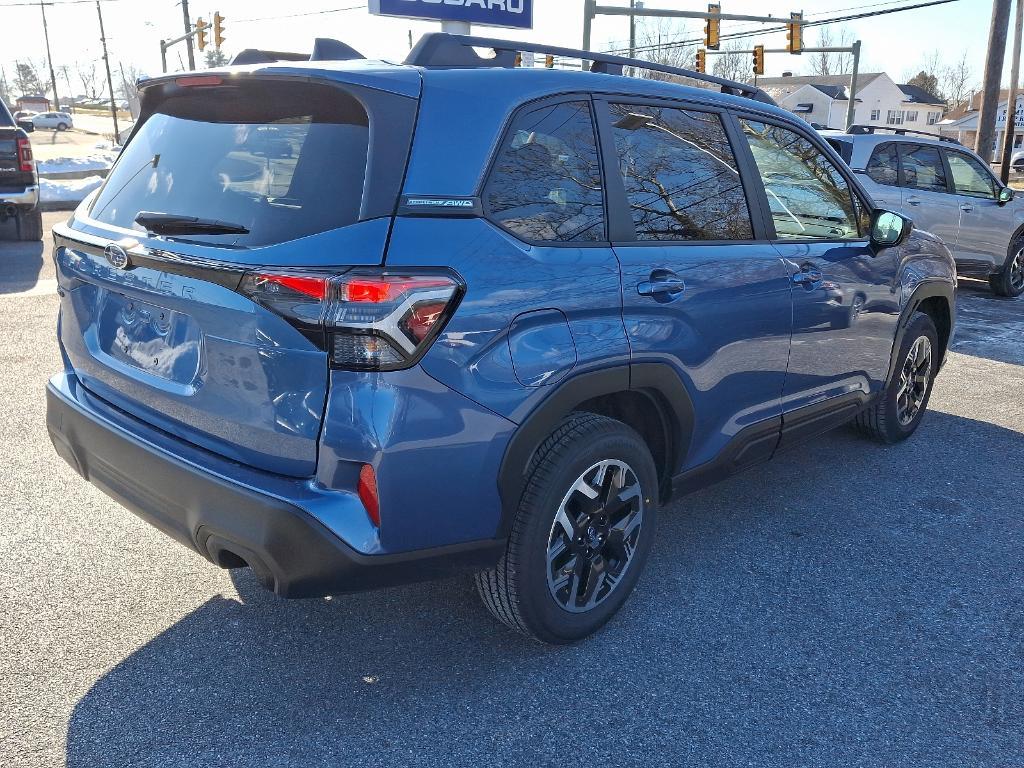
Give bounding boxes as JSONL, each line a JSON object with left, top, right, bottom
{"left": 758, "top": 72, "right": 945, "bottom": 134}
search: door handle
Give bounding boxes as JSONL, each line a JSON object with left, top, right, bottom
{"left": 637, "top": 270, "right": 685, "bottom": 297}
{"left": 792, "top": 267, "right": 823, "bottom": 287}
{"left": 960, "top": 203, "right": 975, "bottom": 213}
{"left": 906, "top": 196, "right": 922, "bottom": 206}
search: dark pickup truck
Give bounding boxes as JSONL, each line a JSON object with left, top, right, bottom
{"left": 0, "top": 101, "right": 42, "bottom": 240}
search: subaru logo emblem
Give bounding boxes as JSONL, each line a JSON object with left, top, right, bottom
{"left": 104, "top": 243, "right": 130, "bottom": 270}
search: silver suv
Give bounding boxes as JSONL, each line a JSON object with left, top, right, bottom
{"left": 825, "top": 127, "right": 1024, "bottom": 297}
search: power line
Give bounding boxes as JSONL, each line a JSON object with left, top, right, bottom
{"left": 604, "top": 0, "right": 961, "bottom": 56}
{"left": 234, "top": 3, "right": 366, "bottom": 24}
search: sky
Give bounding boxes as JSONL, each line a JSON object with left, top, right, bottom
{"left": 0, "top": 0, "right": 1006, "bottom": 101}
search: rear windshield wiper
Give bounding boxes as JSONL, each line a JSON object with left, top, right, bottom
{"left": 135, "top": 211, "right": 250, "bottom": 236}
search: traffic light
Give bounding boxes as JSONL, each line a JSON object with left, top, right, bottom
{"left": 787, "top": 11, "right": 803, "bottom": 54}
{"left": 705, "top": 3, "right": 721, "bottom": 50}
{"left": 195, "top": 17, "right": 208, "bottom": 52}
{"left": 752, "top": 44, "right": 765, "bottom": 76}
{"left": 213, "top": 11, "right": 226, "bottom": 50}
{"left": 695, "top": 48, "right": 706, "bottom": 73}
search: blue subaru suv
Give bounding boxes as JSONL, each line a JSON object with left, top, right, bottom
{"left": 46, "top": 34, "right": 956, "bottom": 643}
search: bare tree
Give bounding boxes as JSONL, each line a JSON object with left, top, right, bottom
{"left": 77, "top": 61, "right": 99, "bottom": 99}
{"left": 806, "top": 26, "right": 854, "bottom": 76}
{"left": 941, "top": 50, "right": 974, "bottom": 110}
{"left": 13, "top": 60, "right": 44, "bottom": 96}
{"left": 711, "top": 39, "right": 752, "bottom": 84}
{"left": 633, "top": 18, "right": 696, "bottom": 82}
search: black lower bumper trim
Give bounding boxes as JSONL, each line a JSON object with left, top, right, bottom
{"left": 46, "top": 379, "right": 504, "bottom": 598}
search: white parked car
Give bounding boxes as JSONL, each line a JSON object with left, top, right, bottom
{"left": 31, "top": 111, "right": 73, "bottom": 131}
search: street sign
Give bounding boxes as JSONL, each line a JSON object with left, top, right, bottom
{"left": 368, "top": 0, "right": 533, "bottom": 30}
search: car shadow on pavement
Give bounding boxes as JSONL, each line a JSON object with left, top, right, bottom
{"left": 65, "top": 411, "right": 1024, "bottom": 767}
{"left": 952, "top": 281, "right": 1024, "bottom": 367}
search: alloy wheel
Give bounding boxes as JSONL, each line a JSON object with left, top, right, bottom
{"left": 1010, "top": 247, "right": 1024, "bottom": 293}
{"left": 546, "top": 459, "right": 644, "bottom": 614}
{"left": 896, "top": 335, "right": 933, "bottom": 426}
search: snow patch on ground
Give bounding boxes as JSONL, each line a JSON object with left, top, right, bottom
{"left": 38, "top": 152, "right": 118, "bottom": 175}
{"left": 40, "top": 175, "right": 104, "bottom": 203}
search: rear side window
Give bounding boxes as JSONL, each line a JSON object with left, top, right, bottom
{"left": 898, "top": 144, "right": 947, "bottom": 193}
{"left": 946, "top": 151, "right": 996, "bottom": 198}
{"left": 89, "top": 80, "right": 372, "bottom": 247}
{"left": 608, "top": 104, "right": 753, "bottom": 241}
{"left": 866, "top": 143, "right": 899, "bottom": 186}
{"left": 484, "top": 101, "right": 605, "bottom": 243}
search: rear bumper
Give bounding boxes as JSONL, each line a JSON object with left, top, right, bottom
{"left": 0, "top": 185, "right": 39, "bottom": 209}
{"left": 46, "top": 373, "right": 504, "bottom": 598}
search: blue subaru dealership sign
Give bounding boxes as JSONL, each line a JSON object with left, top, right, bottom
{"left": 369, "top": 0, "right": 533, "bottom": 29}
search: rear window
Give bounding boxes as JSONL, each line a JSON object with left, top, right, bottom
{"left": 89, "top": 80, "right": 371, "bottom": 247}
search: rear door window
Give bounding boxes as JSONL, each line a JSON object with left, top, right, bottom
{"left": 946, "top": 151, "right": 997, "bottom": 198}
{"left": 866, "top": 143, "right": 899, "bottom": 186}
{"left": 484, "top": 100, "right": 605, "bottom": 243}
{"left": 88, "top": 80, "right": 372, "bottom": 247}
{"left": 607, "top": 103, "right": 753, "bottom": 241}
{"left": 898, "top": 144, "right": 948, "bottom": 193}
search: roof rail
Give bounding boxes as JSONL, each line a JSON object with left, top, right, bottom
{"left": 847, "top": 124, "right": 960, "bottom": 145}
{"left": 404, "top": 33, "right": 776, "bottom": 106}
{"left": 231, "top": 38, "right": 364, "bottom": 66}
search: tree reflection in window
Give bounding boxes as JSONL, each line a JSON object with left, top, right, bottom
{"left": 740, "top": 120, "right": 860, "bottom": 240}
{"left": 609, "top": 104, "right": 753, "bottom": 241}
{"left": 485, "top": 101, "right": 605, "bottom": 242}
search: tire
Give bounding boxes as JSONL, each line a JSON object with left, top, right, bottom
{"left": 17, "top": 209, "right": 43, "bottom": 241}
{"left": 990, "top": 239, "right": 1024, "bottom": 298}
{"left": 853, "top": 312, "right": 939, "bottom": 444}
{"left": 475, "top": 413, "right": 658, "bottom": 644}
{"left": 56, "top": 123, "right": 68, "bottom": 131}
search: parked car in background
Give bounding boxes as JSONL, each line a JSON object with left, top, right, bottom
{"left": 826, "top": 126, "right": 1024, "bottom": 297}
{"left": 0, "top": 100, "right": 42, "bottom": 240}
{"left": 32, "top": 111, "right": 73, "bottom": 131}
{"left": 47, "top": 35, "right": 956, "bottom": 644}
{"left": 13, "top": 110, "right": 36, "bottom": 121}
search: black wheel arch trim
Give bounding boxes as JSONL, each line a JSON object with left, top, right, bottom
{"left": 886, "top": 279, "right": 955, "bottom": 385}
{"left": 496, "top": 362, "right": 695, "bottom": 538}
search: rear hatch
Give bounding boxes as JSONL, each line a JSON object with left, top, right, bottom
{"left": 55, "top": 69, "right": 419, "bottom": 476}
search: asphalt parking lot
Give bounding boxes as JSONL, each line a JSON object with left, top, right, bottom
{"left": 1, "top": 213, "right": 1022, "bottom": 767}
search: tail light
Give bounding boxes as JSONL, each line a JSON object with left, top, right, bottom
{"left": 16, "top": 138, "right": 33, "bottom": 173}
{"left": 238, "top": 270, "right": 463, "bottom": 371}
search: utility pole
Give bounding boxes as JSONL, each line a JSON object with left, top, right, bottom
{"left": 181, "top": 0, "right": 196, "bottom": 70}
{"left": 96, "top": 0, "right": 120, "bottom": 144}
{"left": 1000, "top": 0, "right": 1023, "bottom": 183}
{"left": 845, "top": 40, "right": 862, "bottom": 131}
{"left": 39, "top": 1, "right": 60, "bottom": 110}
{"left": 977, "top": 0, "right": 1012, "bottom": 161}
{"left": 629, "top": 0, "right": 637, "bottom": 59}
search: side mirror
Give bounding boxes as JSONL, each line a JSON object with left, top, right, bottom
{"left": 16, "top": 119, "right": 34, "bottom": 133}
{"left": 999, "top": 186, "right": 1014, "bottom": 205}
{"left": 870, "top": 209, "right": 912, "bottom": 250}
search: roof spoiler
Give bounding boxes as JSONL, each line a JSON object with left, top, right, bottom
{"left": 231, "top": 38, "right": 364, "bottom": 66}
{"left": 404, "top": 33, "right": 776, "bottom": 107}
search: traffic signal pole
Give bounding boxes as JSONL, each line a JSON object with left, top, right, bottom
{"left": 159, "top": 12, "right": 226, "bottom": 73}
